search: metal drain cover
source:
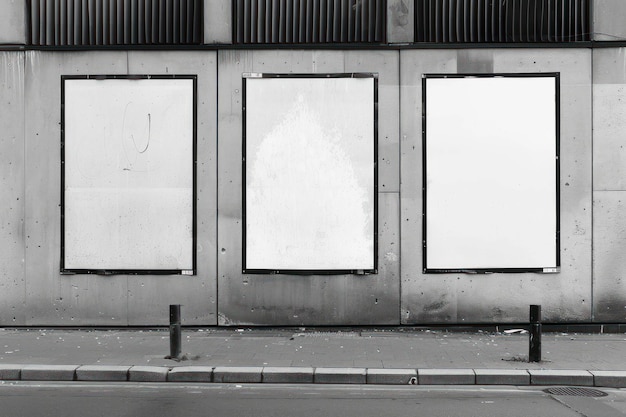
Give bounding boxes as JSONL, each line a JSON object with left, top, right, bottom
{"left": 544, "top": 387, "right": 608, "bottom": 397}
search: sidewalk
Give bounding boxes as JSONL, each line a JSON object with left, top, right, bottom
{"left": 1, "top": 327, "right": 625, "bottom": 386}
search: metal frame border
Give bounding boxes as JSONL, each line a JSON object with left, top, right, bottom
{"left": 242, "top": 72, "right": 379, "bottom": 275}
{"left": 60, "top": 74, "right": 198, "bottom": 275}
{"left": 422, "top": 72, "right": 561, "bottom": 274}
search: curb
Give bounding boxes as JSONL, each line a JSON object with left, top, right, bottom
{"left": 0, "top": 365, "right": 624, "bottom": 387}
{"left": 529, "top": 370, "right": 594, "bottom": 386}
{"left": 21, "top": 365, "right": 78, "bottom": 381}
{"left": 75, "top": 365, "right": 130, "bottom": 381}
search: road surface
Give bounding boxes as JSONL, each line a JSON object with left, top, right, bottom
{"left": 1, "top": 382, "right": 625, "bottom": 416}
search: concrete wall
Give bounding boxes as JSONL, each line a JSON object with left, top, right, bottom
{"left": 593, "top": 47, "right": 626, "bottom": 322}
{"left": 0, "top": 1, "right": 24, "bottom": 45}
{"left": 593, "top": 0, "right": 626, "bottom": 41}
{"left": 204, "top": 1, "right": 232, "bottom": 44}
{"left": 0, "top": 52, "right": 25, "bottom": 324}
{"left": 1, "top": 46, "right": 622, "bottom": 326}
{"left": 400, "top": 49, "right": 593, "bottom": 324}
{"left": 0, "top": 50, "right": 219, "bottom": 326}
{"left": 216, "top": 50, "right": 401, "bottom": 325}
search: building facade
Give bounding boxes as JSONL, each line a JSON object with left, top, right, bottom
{"left": 1, "top": 0, "right": 625, "bottom": 326}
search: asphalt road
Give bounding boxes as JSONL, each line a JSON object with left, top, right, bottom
{"left": 1, "top": 382, "right": 626, "bottom": 417}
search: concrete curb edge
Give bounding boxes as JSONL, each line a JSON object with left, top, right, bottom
{"left": 1, "top": 365, "right": 623, "bottom": 387}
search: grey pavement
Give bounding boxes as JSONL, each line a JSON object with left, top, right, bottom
{"left": 0, "top": 327, "right": 625, "bottom": 386}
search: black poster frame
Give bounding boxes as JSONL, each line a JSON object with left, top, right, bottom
{"left": 242, "top": 72, "right": 379, "bottom": 275}
{"left": 422, "top": 72, "right": 561, "bottom": 274}
{"left": 60, "top": 74, "right": 198, "bottom": 275}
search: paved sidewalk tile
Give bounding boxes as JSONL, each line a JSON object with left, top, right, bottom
{"left": 167, "top": 366, "right": 214, "bottom": 382}
{"left": 418, "top": 369, "right": 476, "bottom": 385}
{"left": 21, "top": 365, "right": 78, "bottom": 381}
{"left": 591, "top": 371, "right": 626, "bottom": 388}
{"left": 213, "top": 366, "right": 263, "bottom": 383}
{"left": 314, "top": 368, "right": 367, "bottom": 384}
{"left": 366, "top": 368, "right": 417, "bottom": 385}
{"left": 474, "top": 369, "right": 530, "bottom": 385}
{"left": 128, "top": 366, "right": 169, "bottom": 382}
{"left": 263, "top": 367, "right": 314, "bottom": 383}
{"left": 529, "top": 370, "right": 594, "bottom": 386}
{"left": 3, "top": 329, "right": 626, "bottom": 386}
{"left": 76, "top": 365, "right": 130, "bottom": 381}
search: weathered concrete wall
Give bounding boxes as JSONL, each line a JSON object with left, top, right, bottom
{"left": 204, "top": 0, "right": 232, "bottom": 44}
{"left": 592, "top": 48, "right": 626, "bottom": 322}
{"left": 0, "top": 1, "right": 24, "bottom": 45}
{"left": 15, "top": 50, "right": 218, "bottom": 326}
{"left": 217, "top": 50, "right": 401, "bottom": 325}
{"left": 593, "top": 0, "right": 626, "bottom": 41}
{"left": 0, "top": 52, "right": 25, "bottom": 324}
{"left": 387, "top": 0, "right": 413, "bottom": 43}
{"left": 1, "top": 45, "right": 623, "bottom": 326}
{"left": 400, "top": 49, "right": 593, "bottom": 324}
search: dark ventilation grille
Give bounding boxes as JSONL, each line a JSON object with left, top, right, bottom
{"left": 415, "top": 0, "right": 590, "bottom": 43}
{"left": 233, "top": 0, "right": 386, "bottom": 44}
{"left": 27, "top": 0, "right": 203, "bottom": 46}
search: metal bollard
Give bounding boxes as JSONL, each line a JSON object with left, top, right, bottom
{"left": 529, "top": 305, "right": 541, "bottom": 362}
{"left": 169, "top": 304, "right": 181, "bottom": 359}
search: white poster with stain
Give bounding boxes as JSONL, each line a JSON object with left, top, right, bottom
{"left": 244, "top": 75, "right": 376, "bottom": 272}
{"left": 424, "top": 75, "right": 558, "bottom": 271}
{"left": 63, "top": 77, "right": 194, "bottom": 271}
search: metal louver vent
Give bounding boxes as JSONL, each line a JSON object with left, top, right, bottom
{"left": 27, "top": 0, "right": 203, "bottom": 46}
{"left": 416, "top": 0, "right": 590, "bottom": 43}
{"left": 233, "top": 0, "right": 386, "bottom": 44}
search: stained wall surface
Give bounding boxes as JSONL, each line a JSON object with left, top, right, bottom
{"left": 2, "top": 44, "right": 626, "bottom": 325}
{"left": 14, "top": 50, "right": 218, "bottom": 326}
{"left": 217, "top": 50, "right": 401, "bottom": 325}
{"left": 0, "top": 1, "right": 24, "bottom": 44}
{"left": 400, "top": 49, "right": 593, "bottom": 324}
{"left": 593, "top": 47, "right": 626, "bottom": 322}
{"left": 593, "top": 0, "right": 626, "bottom": 41}
{"left": 0, "top": 52, "right": 25, "bottom": 325}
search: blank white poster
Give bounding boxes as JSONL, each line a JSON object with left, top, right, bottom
{"left": 424, "top": 75, "right": 558, "bottom": 271}
{"left": 244, "top": 75, "right": 376, "bottom": 272}
{"left": 63, "top": 77, "right": 194, "bottom": 271}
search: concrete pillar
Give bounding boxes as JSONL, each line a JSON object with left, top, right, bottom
{"left": 593, "top": 0, "right": 626, "bottom": 41}
{"left": 387, "top": 0, "right": 413, "bottom": 44}
{"left": 204, "top": 0, "right": 232, "bottom": 44}
{"left": 0, "top": 0, "right": 25, "bottom": 45}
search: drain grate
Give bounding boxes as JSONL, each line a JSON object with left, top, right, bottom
{"left": 544, "top": 387, "right": 608, "bottom": 397}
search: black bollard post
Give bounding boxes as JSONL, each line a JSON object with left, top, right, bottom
{"left": 529, "top": 305, "right": 541, "bottom": 362}
{"left": 169, "top": 304, "right": 181, "bottom": 359}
